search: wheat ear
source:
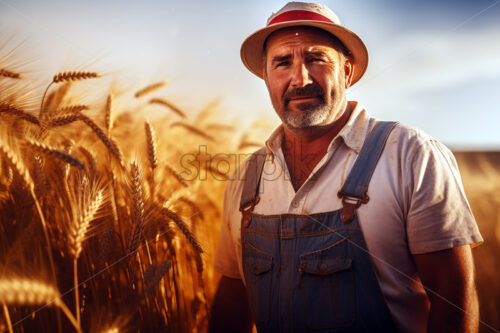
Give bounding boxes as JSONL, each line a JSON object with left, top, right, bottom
{"left": 0, "top": 278, "right": 60, "bottom": 305}
{"left": 0, "top": 103, "right": 40, "bottom": 125}
{"left": 134, "top": 81, "right": 167, "bottom": 98}
{"left": 53, "top": 71, "right": 99, "bottom": 83}
{"left": 144, "top": 122, "right": 158, "bottom": 171}
{"left": 128, "top": 162, "right": 146, "bottom": 253}
{"left": 70, "top": 189, "right": 104, "bottom": 259}
{"left": 178, "top": 196, "right": 204, "bottom": 221}
{"left": 205, "top": 123, "right": 235, "bottom": 132}
{"left": 41, "top": 71, "right": 99, "bottom": 118}
{"left": 26, "top": 139, "right": 85, "bottom": 170}
{"left": 57, "top": 105, "right": 89, "bottom": 114}
{"left": 77, "top": 114, "right": 124, "bottom": 165}
{"left": 0, "top": 140, "right": 33, "bottom": 191}
{"left": 0, "top": 68, "right": 21, "bottom": 79}
{"left": 164, "top": 164, "right": 189, "bottom": 188}
{"left": 105, "top": 93, "right": 113, "bottom": 136}
{"left": 0, "top": 278, "right": 81, "bottom": 333}
{"left": 149, "top": 98, "right": 186, "bottom": 118}
{"left": 79, "top": 147, "right": 98, "bottom": 177}
{"left": 70, "top": 188, "right": 103, "bottom": 326}
{"left": 162, "top": 208, "right": 204, "bottom": 272}
{"left": 170, "top": 122, "right": 215, "bottom": 141}
{"left": 47, "top": 114, "right": 80, "bottom": 127}
{"left": 238, "top": 141, "right": 263, "bottom": 150}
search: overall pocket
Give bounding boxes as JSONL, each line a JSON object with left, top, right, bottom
{"left": 243, "top": 241, "right": 273, "bottom": 326}
{"left": 298, "top": 236, "right": 355, "bottom": 329}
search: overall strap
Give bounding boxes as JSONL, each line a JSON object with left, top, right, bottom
{"left": 239, "top": 147, "right": 267, "bottom": 226}
{"left": 338, "top": 121, "right": 399, "bottom": 222}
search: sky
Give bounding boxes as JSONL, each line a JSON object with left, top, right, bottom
{"left": 1, "top": 0, "right": 499, "bottom": 149}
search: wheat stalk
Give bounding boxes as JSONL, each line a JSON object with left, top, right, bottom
{"left": 170, "top": 122, "right": 215, "bottom": 142}
{"left": 2, "top": 302, "right": 14, "bottom": 333}
{"left": 0, "top": 68, "right": 21, "bottom": 79}
{"left": 61, "top": 139, "right": 75, "bottom": 181}
{"left": 26, "top": 139, "right": 85, "bottom": 170}
{"left": 134, "top": 81, "right": 167, "bottom": 98}
{"left": 33, "top": 154, "right": 48, "bottom": 198}
{"left": 40, "top": 82, "right": 73, "bottom": 121}
{"left": 149, "top": 98, "right": 186, "bottom": 118}
{"left": 0, "top": 103, "right": 40, "bottom": 125}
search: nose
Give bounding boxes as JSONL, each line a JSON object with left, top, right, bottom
{"left": 290, "top": 62, "right": 313, "bottom": 88}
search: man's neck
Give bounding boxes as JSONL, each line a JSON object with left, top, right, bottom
{"left": 282, "top": 103, "right": 353, "bottom": 155}
{"left": 281, "top": 103, "right": 353, "bottom": 191}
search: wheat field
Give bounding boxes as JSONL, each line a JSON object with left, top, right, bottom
{"left": 0, "top": 65, "right": 248, "bottom": 332}
{"left": 0, "top": 63, "right": 499, "bottom": 332}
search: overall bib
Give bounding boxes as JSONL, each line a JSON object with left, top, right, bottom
{"left": 240, "top": 122, "right": 398, "bottom": 332}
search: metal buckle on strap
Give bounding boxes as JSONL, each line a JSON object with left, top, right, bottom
{"left": 240, "top": 195, "right": 260, "bottom": 213}
{"left": 337, "top": 192, "right": 369, "bottom": 223}
{"left": 240, "top": 196, "right": 260, "bottom": 227}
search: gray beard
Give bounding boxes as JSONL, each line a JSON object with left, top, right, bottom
{"left": 283, "top": 102, "right": 331, "bottom": 128}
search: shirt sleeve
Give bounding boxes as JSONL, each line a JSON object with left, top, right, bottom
{"left": 406, "top": 137, "right": 483, "bottom": 254}
{"left": 214, "top": 177, "right": 243, "bottom": 279}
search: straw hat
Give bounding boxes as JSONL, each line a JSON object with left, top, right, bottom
{"left": 240, "top": 2, "right": 369, "bottom": 85}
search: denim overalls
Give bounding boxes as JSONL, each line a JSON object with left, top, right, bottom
{"left": 240, "top": 122, "right": 398, "bottom": 332}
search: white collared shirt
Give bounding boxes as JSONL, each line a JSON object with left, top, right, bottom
{"left": 214, "top": 101, "right": 483, "bottom": 333}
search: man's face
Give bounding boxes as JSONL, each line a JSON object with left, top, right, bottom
{"left": 263, "top": 27, "right": 353, "bottom": 130}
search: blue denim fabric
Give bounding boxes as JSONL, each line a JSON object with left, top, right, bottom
{"left": 241, "top": 122, "right": 398, "bottom": 332}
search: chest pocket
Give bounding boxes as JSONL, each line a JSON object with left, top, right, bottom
{"left": 298, "top": 236, "right": 355, "bottom": 329}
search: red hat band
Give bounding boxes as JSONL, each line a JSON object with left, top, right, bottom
{"left": 268, "top": 10, "right": 337, "bottom": 26}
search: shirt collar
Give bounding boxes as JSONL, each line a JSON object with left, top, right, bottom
{"left": 264, "top": 101, "right": 371, "bottom": 157}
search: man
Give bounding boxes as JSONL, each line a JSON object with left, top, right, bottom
{"left": 210, "top": 2, "right": 483, "bottom": 332}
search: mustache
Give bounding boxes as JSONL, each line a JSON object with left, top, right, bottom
{"left": 283, "top": 84, "right": 325, "bottom": 104}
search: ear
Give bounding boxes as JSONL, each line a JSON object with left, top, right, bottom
{"left": 344, "top": 56, "right": 354, "bottom": 88}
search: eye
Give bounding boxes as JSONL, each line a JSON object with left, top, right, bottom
{"left": 276, "top": 61, "right": 290, "bottom": 67}
{"left": 310, "top": 58, "right": 325, "bottom": 63}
